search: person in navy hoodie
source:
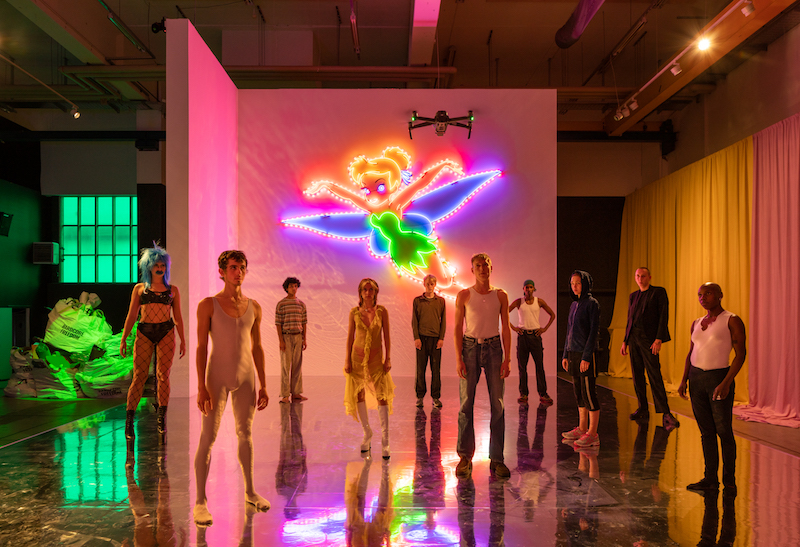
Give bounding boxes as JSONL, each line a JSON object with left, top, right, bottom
{"left": 561, "top": 270, "right": 601, "bottom": 449}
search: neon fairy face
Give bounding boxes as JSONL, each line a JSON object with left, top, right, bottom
{"left": 283, "top": 146, "right": 502, "bottom": 297}
{"left": 360, "top": 173, "right": 390, "bottom": 203}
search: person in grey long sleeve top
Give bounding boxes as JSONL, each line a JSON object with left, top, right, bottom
{"left": 412, "top": 275, "right": 446, "bottom": 407}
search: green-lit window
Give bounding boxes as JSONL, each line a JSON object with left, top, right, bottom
{"left": 60, "top": 196, "right": 138, "bottom": 283}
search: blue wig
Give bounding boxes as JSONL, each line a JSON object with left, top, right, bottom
{"left": 138, "top": 243, "right": 171, "bottom": 288}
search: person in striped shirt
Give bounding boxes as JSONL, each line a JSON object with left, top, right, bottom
{"left": 275, "top": 277, "right": 308, "bottom": 403}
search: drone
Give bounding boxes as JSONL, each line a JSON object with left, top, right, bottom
{"left": 408, "top": 110, "right": 474, "bottom": 139}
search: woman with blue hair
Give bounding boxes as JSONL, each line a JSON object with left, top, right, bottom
{"left": 120, "top": 244, "right": 186, "bottom": 441}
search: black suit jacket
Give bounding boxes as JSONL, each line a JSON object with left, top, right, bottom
{"left": 624, "top": 286, "right": 670, "bottom": 344}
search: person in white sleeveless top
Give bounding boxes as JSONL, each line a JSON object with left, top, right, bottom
{"left": 193, "top": 250, "right": 271, "bottom": 526}
{"left": 453, "top": 253, "right": 512, "bottom": 479}
{"left": 678, "top": 282, "right": 746, "bottom": 494}
{"left": 509, "top": 279, "right": 555, "bottom": 405}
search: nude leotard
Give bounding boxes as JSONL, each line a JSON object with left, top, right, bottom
{"left": 194, "top": 298, "right": 259, "bottom": 504}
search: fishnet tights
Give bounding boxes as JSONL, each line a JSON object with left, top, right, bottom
{"left": 145, "top": 302, "right": 173, "bottom": 323}
{"left": 127, "top": 328, "right": 175, "bottom": 410}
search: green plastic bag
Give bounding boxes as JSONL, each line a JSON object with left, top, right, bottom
{"left": 76, "top": 355, "right": 133, "bottom": 398}
{"left": 103, "top": 322, "right": 138, "bottom": 358}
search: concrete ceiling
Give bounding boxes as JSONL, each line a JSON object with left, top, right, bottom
{"left": 0, "top": 0, "right": 798, "bottom": 132}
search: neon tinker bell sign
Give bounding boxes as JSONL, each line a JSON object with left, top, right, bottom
{"left": 281, "top": 146, "right": 501, "bottom": 296}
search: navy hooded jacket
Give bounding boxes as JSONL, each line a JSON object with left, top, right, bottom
{"left": 563, "top": 270, "right": 600, "bottom": 362}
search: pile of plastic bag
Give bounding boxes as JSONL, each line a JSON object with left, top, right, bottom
{"left": 4, "top": 292, "right": 139, "bottom": 400}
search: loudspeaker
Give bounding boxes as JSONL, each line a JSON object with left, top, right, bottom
{"left": 32, "top": 242, "right": 60, "bottom": 264}
{"left": 0, "top": 212, "right": 11, "bottom": 237}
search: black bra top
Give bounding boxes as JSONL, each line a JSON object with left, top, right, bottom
{"left": 140, "top": 288, "right": 174, "bottom": 306}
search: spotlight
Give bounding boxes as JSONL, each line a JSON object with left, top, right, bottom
{"left": 670, "top": 63, "right": 682, "bottom": 76}
{"left": 70, "top": 106, "right": 80, "bottom": 119}
{"left": 152, "top": 17, "right": 166, "bottom": 34}
{"left": 613, "top": 109, "right": 624, "bottom": 122}
{"left": 741, "top": 0, "right": 755, "bottom": 16}
{"left": 621, "top": 106, "right": 631, "bottom": 118}
{"left": 629, "top": 98, "right": 639, "bottom": 111}
{"left": 698, "top": 38, "right": 710, "bottom": 51}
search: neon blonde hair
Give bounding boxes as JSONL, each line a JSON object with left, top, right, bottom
{"left": 349, "top": 147, "right": 411, "bottom": 193}
{"left": 138, "top": 243, "right": 171, "bottom": 288}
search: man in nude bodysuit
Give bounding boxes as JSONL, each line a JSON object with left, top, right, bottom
{"left": 193, "top": 250, "right": 270, "bottom": 526}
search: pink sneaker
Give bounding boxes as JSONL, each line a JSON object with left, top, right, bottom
{"left": 573, "top": 432, "right": 600, "bottom": 448}
{"left": 562, "top": 427, "right": 586, "bottom": 440}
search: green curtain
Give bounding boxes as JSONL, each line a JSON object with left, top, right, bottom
{"left": 607, "top": 138, "right": 752, "bottom": 403}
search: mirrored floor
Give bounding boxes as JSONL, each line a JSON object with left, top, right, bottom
{"left": 1, "top": 375, "right": 799, "bottom": 546}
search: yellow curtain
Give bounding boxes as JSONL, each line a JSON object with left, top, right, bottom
{"left": 607, "top": 138, "right": 752, "bottom": 403}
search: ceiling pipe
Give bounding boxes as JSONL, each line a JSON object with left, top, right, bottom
{"left": 556, "top": 0, "right": 606, "bottom": 49}
{"left": 582, "top": 0, "right": 666, "bottom": 85}
{"left": 96, "top": 1, "right": 156, "bottom": 58}
{"left": 350, "top": 0, "right": 361, "bottom": 60}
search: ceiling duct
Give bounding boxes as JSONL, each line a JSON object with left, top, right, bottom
{"left": 556, "top": 0, "right": 606, "bottom": 49}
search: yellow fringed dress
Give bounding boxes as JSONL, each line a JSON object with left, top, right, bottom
{"left": 344, "top": 305, "right": 395, "bottom": 420}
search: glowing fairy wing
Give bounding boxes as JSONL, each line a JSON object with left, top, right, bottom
{"left": 281, "top": 212, "right": 372, "bottom": 239}
{"left": 404, "top": 170, "right": 502, "bottom": 224}
{"left": 369, "top": 229, "right": 390, "bottom": 257}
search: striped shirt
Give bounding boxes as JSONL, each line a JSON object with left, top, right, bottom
{"left": 275, "top": 297, "right": 307, "bottom": 334}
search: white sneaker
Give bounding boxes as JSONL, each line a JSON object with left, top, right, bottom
{"left": 562, "top": 427, "right": 586, "bottom": 441}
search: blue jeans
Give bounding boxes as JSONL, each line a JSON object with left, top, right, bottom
{"left": 457, "top": 336, "right": 505, "bottom": 463}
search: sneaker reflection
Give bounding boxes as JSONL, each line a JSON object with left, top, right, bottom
{"left": 413, "top": 407, "right": 446, "bottom": 515}
{"left": 561, "top": 444, "right": 600, "bottom": 544}
{"left": 276, "top": 402, "right": 308, "bottom": 520}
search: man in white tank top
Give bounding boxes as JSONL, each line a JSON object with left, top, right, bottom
{"left": 509, "top": 279, "right": 555, "bottom": 405}
{"left": 453, "top": 253, "right": 512, "bottom": 480}
{"left": 678, "top": 282, "right": 746, "bottom": 494}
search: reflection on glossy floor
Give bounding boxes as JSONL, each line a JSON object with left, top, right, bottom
{"left": 1, "top": 376, "right": 799, "bottom": 546}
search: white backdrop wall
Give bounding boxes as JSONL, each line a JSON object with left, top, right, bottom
{"left": 237, "top": 89, "right": 557, "bottom": 378}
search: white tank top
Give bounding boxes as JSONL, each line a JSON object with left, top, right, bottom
{"left": 690, "top": 310, "right": 734, "bottom": 371}
{"left": 517, "top": 297, "right": 540, "bottom": 329}
{"left": 464, "top": 287, "right": 501, "bottom": 339}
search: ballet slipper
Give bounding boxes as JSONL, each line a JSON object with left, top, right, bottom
{"left": 245, "top": 493, "right": 271, "bottom": 512}
{"left": 193, "top": 502, "right": 213, "bottom": 526}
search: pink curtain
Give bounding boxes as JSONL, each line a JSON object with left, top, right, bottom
{"left": 734, "top": 112, "right": 800, "bottom": 427}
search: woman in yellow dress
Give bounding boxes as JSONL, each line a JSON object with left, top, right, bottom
{"left": 344, "top": 278, "right": 395, "bottom": 459}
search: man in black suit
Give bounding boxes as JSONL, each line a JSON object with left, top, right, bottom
{"left": 621, "top": 267, "right": 680, "bottom": 430}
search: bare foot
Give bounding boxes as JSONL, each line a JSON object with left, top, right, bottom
{"left": 245, "top": 493, "right": 271, "bottom": 512}
{"left": 292, "top": 394, "right": 308, "bottom": 401}
{"left": 279, "top": 396, "right": 290, "bottom": 404}
{"left": 193, "top": 502, "right": 213, "bottom": 526}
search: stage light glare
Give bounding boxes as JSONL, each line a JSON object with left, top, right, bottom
{"left": 613, "top": 109, "right": 624, "bottom": 122}
{"left": 670, "top": 63, "right": 682, "bottom": 76}
{"left": 698, "top": 38, "right": 710, "bottom": 51}
{"left": 741, "top": 1, "right": 755, "bottom": 16}
{"left": 70, "top": 106, "right": 80, "bottom": 119}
